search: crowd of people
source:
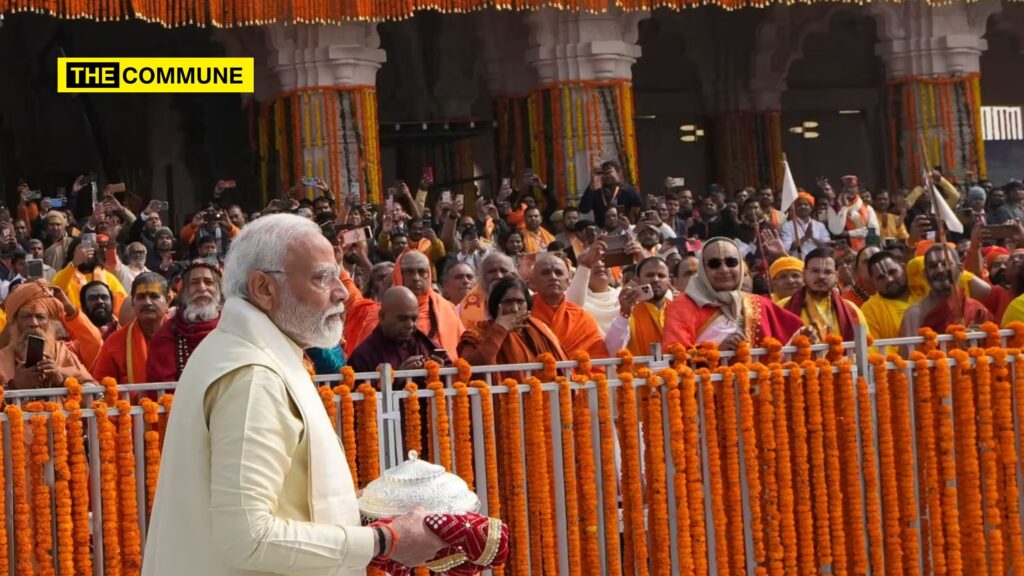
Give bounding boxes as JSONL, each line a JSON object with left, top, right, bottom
{"left": 2, "top": 160, "right": 1024, "bottom": 388}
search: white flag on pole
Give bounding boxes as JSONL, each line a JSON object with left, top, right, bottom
{"left": 928, "top": 179, "right": 964, "bottom": 234}
{"left": 780, "top": 159, "right": 799, "bottom": 214}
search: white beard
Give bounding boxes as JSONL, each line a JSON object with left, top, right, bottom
{"left": 183, "top": 300, "right": 221, "bottom": 323}
{"left": 270, "top": 289, "right": 344, "bottom": 349}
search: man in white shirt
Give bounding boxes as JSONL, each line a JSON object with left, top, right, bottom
{"left": 780, "top": 192, "right": 831, "bottom": 260}
{"left": 827, "top": 175, "right": 879, "bottom": 250}
{"left": 143, "top": 214, "right": 444, "bottom": 576}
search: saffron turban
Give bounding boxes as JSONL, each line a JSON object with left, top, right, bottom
{"left": 796, "top": 191, "right": 816, "bottom": 207}
{"left": 4, "top": 279, "right": 63, "bottom": 321}
{"left": 984, "top": 246, "right": 1010, "bottom": 266}
{"left": 769, "top": 256, "right": 804, "bottom": 280}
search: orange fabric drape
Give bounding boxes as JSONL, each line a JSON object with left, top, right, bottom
{"left": 531, "top": 297, "right": 607, "bottom": 359}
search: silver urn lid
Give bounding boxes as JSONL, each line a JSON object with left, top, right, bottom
{"left": 358, "top": 451, "right": 481, "bottom": 520}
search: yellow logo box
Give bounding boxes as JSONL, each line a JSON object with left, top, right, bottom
{"left": 57, "top": 57, "right": 254, "bottom": 93}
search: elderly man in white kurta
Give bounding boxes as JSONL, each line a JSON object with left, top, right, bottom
{"left": 142, "top": 214, "right": 443, "bottom": 576}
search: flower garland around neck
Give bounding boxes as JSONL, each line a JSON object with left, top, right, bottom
{"left": 501, "top": 378, "right": 529, "bottom": 576}
{"left": 356, "top": 383, "right": 380, "bottom": 485}
{"left": 950, "top": 348, "right": 985, "bottom": 571}
{"left": 27, "top": 402, "right": 55, "bottom": 575}
{"left": 971, "top": 347, "right": 1003, "bottom": 572}
{"left": 928, "top": 350, "right": 963, "bottom": 572}
{"left": 424, "top": 361, "right": 451, "bottom": 471}
{"left": 876, "top": 355, "right": 907, "bottom": 576}
{"left": 452, "top": 382, "right": 474, "bottom": 490}
{"left": 593, "top": 372, "right": 622, "bottom": 574}
{"left": 336, "top": 384, "right": 358, "bottom": 485}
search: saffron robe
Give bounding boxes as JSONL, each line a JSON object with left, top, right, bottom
{"left": 662, "top": 292, "right": 803, "bottom": 349}
{"left": 531, "top": 296, "right": 607, "bottom": 359}
{"left": 92, "top": 319, "right": 154, "bottom": 384}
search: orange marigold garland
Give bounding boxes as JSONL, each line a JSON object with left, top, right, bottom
{"left": 502, "top": 378, "right": 530, "bottom": 576}
{"left": 1005, "top": 352, "right": 1024, "bottom": 574}
{"left": 719, "top": 366, "right": 747, "bottom": 575}
{"left": 644, "top": 373, "right": 671, "bottom": 576}
{"left": 50, "top": 402, "right": 74, "bottom": 576}
{"left": 426, "top": 362, "right": 452, "bottom": 471}
{"left": 556, "top": 376, "right": 581, "bottom": 576}
{"left": 617, "top": 371, "right": 649, "bottom": 576}
{"left": 469, "top": 380, "right": 504, "bottom": 576}
{"left": 93, "top": 401, "right": 122, "bottom": 576}
{"left": 770, "top": 363, "right": 798, "bottom": 573}
{"left": 6, "top": 404, "right": 33, "bottom": 575}
{"left": 570, "top": 375, "right": 600, "bottom": 575}
{"left": 835, "top": 360, "right": 868, "bottom": 574}
{"left": 703, "top": 368, "right": 731, "bottom": 576}
{"left": 784, "top": 361, "right": 815, "bottom": 575}
{"left": 403, "top": 383, "right": 422, "bottom": 455}
{"left": 662, "top": 368, "right": 694, "bottom": 576}
{"left": 681, "top": 367, "right": 707, "bottom": 576}
{"left": 64, "top": 386, "right": 92, "bottom": 576}
{"left": 931, "top": 352, "right": 963, "bottom": 573}
{"left": 453, "top": 382, "right": 474, "bottom": 490}
{"left": 594, "top": 372, "right": 622, "bottom": 575}
{"left": 116, "top": 398, "right": 142, "bottom": 574}
{"left": 804, "top": 360, "right": 832, "bottom": 571}
{"left": 950, "top": 348, "right": 986, "bottom": 573}
{"left": 356, "top": 383, "right": 381, "bottom": 485}
{"left": 0, "top": 390, "right": 7, "bottom": 576}
{"left": 816, "top": 359, "right": 848, "bottom": 574}
{"left": 971, "top": 348, "right": 1003, "bottom": 572}
{"left": 824, "top": 333, "right": 844, "bottom": 363}
{"left": 337, "top": 384, "right": 358, "bottom": 485}
{"left": 890, "top": 352, "right": 921, "bottom": 572}
{"left": 856, "top": 376, "right": 884, "bottom": 574}
{"left": 755, "top": 364, "right": 782, "bottom": 575}
{"left": 763, "top": 337, "right": 783, "bottom": 365}
{"left": 525, "top": 376, "right": 558, "bottom": 576}
{"left": 140, "top": 398, "right": 161, "bottom": 519}
{"left": 27, "top": 403, "right": 55, "bottom": 576}
{"left": 319, "top": 385, "right": 338, "bottom": 429}
{"left": 875, "top": 355, "right": 905, "bottom": 576}
{"left": 1008, "top": 321, "right": 1024, "bottom": 349}
{"left": 734, "top": 364, "right": 764, "bottom": 571}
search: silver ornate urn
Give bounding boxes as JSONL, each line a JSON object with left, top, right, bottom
{"left": 358, "top": 450, "right": 481, "bottom": 521}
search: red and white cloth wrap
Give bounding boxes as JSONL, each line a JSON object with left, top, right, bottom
{"left": 369, "top": 512, "right": 510, "bottom": 575}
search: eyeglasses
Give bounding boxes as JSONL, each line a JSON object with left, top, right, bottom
{"left": 706, "top": 257, "right": 740, "bottom": 270}
{"left": 262, "top": 268, "right": 341, "bottom": 290}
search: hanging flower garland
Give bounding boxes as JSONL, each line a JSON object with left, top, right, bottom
{"left": 319, "top": 385, "right": 338, "bottom": 429}
{"left": 875, "top": 355, "right": 905, "bottom": 576}
{"left": 452, "top": 382, "right": 474, "bottom": 490}
{"left": 617, "top": 371, "right": 648, "bottom": 576}
{"left": 754, "top": 363, "right": 782, "bottom": 575}
{"left": 468, "top": 380, "right": 503, "bottom": 576}
{"left": 950, "top": 348, "right": 986, "bottom": 572}
{"left": 995, "top": 351, "right": 1024, "bottom": 574}
{"left": 1007, "top": 322, "right": 1024, "bottom": 349}
{"left": 803, "top": 360, "right": 833, "bottom": 571}
{"left": 734, "top": 363, "right": 764, "bottom": 571}
{"left": 835, "top": 360, "right": 868, "bottom": 574}
{"left": 569, "top": 374, "right": 600, "bottom": 575}
{"left": 524, "top": 376, "right": 558, "bottom": 576}
{"left": 0, "top": 391, "right": 6, "bottom": 576}
{"left": 404, "top": 383, "right": 422, "bottom": 455}
{"left": 501, "top": 378, "right": 529, "bottom": 576}
{"left": 763, "top": 337, "right": 783, "bottom": 365}
{"left": 140, "top": 398, "right": 161, "bottom": 519}
{"left": 426, "top": 362, "right": 452, "bottom": 471}
{"left": 930, "top": 351, "right": 963, "bottom": 573}
{"left": 26, "top": 402, "right": 55, "bottom": 575}
{"left": 783, "top": 361, "right": 815, "bottom": 575}
{"left": 703, "top": 368, "right": 731, "bottom": 576}
{"left": 892, "top": 353, "right": 922, "bottom": 571}
{"left": 64, "top": 381, "right": 92, "bottom": 576}
{"left": 971, "top": 348, "right": 1003, "bottom": 572}
{"left": 718, "top": 366, "right": 747, "bottom": 575}
{"left": 157, "top": 394, "right": 174, "bottom": 447}
{"left": 856, "top": 376, "right": 884, "bottom": 573}
{"left": 6, "top": 404, "right": 32, "bottom": 575}
{"left": 644, "top": 373, "right": 670, "bottom": 576}
{"left": 661, "top": 368, "right": 694, "bottom": 576}
{"left": 906, "top": 351, "right": 943, "bottom": 575}
{"left": 791, "top": 334, "right": 811, "bottom": 364}
{"left": 93, "top": 401, "right": 123, "bottom": 576}
{"left": 336, "top": 385, "right": 358, "bottom": 485}
{"left": 356, "top": 383, "right": 381, "bottom": 485}
{"left": 816, "top": 359, "right": 847, "bottom": 574}
{"left": 50, "top": 402, "right": 74, "bottom": 576}
{"left": 556, "top": 375, "right": 581, "bottom": 576}
{"left": 116, "top": 398, "right": 143, "bottom": 574}
{"left": 680, "top": 367, "right": 708, "bottom": 576}
{"left": 593, "top": 372, "right": 622, "bottom": 575}
{"left": 824, "top": 333, "right": 844, "bottom": 363}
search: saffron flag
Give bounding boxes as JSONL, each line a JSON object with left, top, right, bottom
{"left": 780, "top": 159, "right": 799, "bottom": 214}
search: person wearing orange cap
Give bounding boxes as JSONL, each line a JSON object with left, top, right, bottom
{"left": 768, "top": 256, "right": 804, "bottom": 302}
{"left": 779, "top": 192, "right": 830, "bottom": 260}
{"left": 0, "top": 279, "right": 95, "bottom": 388}
{"left": 900, "top": 244, "right": 993, "bottom": 336}
{"left": 826, "top": 175, "right": 879, "bottom": 251}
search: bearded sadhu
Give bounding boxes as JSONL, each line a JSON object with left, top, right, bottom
{"left": 0, "top": 279, "right": 95, "bottom": 389}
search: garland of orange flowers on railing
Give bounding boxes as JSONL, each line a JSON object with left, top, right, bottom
{"left": 644, "top": 372, "right": 671, "bottom": 576}
{"left": 1008, "top": 322, "right": 1024, "bottom": 349}
{"left": 856, "top": 376, "right": 884, "bottom": 573}
{"left": 525, "top": 376, "right": 558, "bottom": 576}
{"left": 93, "top": 400, "right": 123, "bottom": 576}
{"left": 426, "top": 362, "right": 452, "bottom": 471}
{"left": 568, "top": 375, "right": 599, "bottom": 576}
{"left": 356, "top": 383, "right": 380, "bottom": 485}
{"left": 116, "top": 397, "right": 143, "bottom": 574}
{"left": 403, "top": 383, "right": 422, "bottom": 455}
{"left": 335, "top": 384, "right": 358, "bottom": 485}
{"left": 661, "top": 368, "right": 694, "bottom": 576}
{"left": 157, "top": 394, "right": 173, "bottom": 446}
{"left": 452, "top": 382, "right": 474, "bottom": 490}
{"left": 27, "top": 402, "right": 55, "bottom": 575}
{"left": 875, "top": 355, "right": 905, "bottom": 575}
{"left": 0, "top": 389, "right": 7, "bottom": 576}
{"left": 701, "top": 367, "right": 731, "bottom": 575}
{"left": 617, "top": 370, "right": 649, "bottom": 576}
{"left": 65, "top": 380, "right": 92, "bottom": 576}
{"left": 996, "top": 350, "right": 1024, "bottom": 574}
{"left": 972, "top": 347, "right": 1004, "bottom": 572}
{"left": 754, "top": 363, "right": 781, "bottom": 575}
{"left": 816, "top": 357, "right": 847, "bottom": 574}
{"left": 554, "top": 374, "right": 582, "bottom": 576}
{"left": 718, "top": 366, "right": 747, "bottom": 575}
{"left": 140, "top": 398, "right": 161, "bottom": 519}
{"left": 593, "top": 372, "right": 622, "bottom": 575}
{"left": 889, "top": 353, "right": 921, "bottom": 573}
{"left": 468, "top": 380, "right": 503, "bottom": 576}
{"left": 836, "top": 360, "right": 868, "bottom": 574}
{"left": 49, "top": 401, "right": 74, "bottom": 576}
{"left": 319, "top": 385, "right": 338, "bottom": 429}
{"left": 905, "top": 351, "right": 938, "bottom": 574}
{"left": 803, "top": 360, "right": 831, "bottom": 572}
{"left": 769, "top": 363, "right": 798, "bottom": 572}
{"left": 784, "top": 361, "right": 816, "bottom": 575}
{"left": 501, "top": 378, "right": 530, "bottom": 576}
{"left": 734, "top": 363, "right": 764, "bottom": 572}
{"left": 930, "top": 351, "right": 963, "bottom": 572}
{"left": 6, "top": 403, "right": 32, "bottom": 575}
{"left": 950, "top": 348, "right": 987, "bottom": 572}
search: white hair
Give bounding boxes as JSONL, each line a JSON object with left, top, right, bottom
{"left": 222, "top": 213, "right": 323, "bottom": 300}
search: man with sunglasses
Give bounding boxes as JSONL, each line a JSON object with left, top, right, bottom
{"left": 778, "top": 247, "right": 867, "bottom": 343}
{"left": 662, "top": 237, "right": 805, "bottom": 350}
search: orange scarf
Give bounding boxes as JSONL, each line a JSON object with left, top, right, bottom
{"left": 124, "top": 320, "right": 149, "bottom": 384}
{"left": 522, "top": 226, "right": 555, "bottom": 254}
{"left": 531, "top": 296, "right": 607, "bottom": 359}
{"left": 627, "top": 301, "right": 666, "bottom": 356}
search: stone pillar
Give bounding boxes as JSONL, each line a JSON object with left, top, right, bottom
{"left": 255, "top": 23, "right": 387, "bottom": 202}
{"left": 515, "top": 8, "right": 648, "bottom": 202}
{"left": 871, "top": 0, "right": 1000, "bottom": 187}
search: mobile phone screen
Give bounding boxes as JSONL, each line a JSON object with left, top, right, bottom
{"left": 25, "top": 335, "right": 45, "bottom": 368}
